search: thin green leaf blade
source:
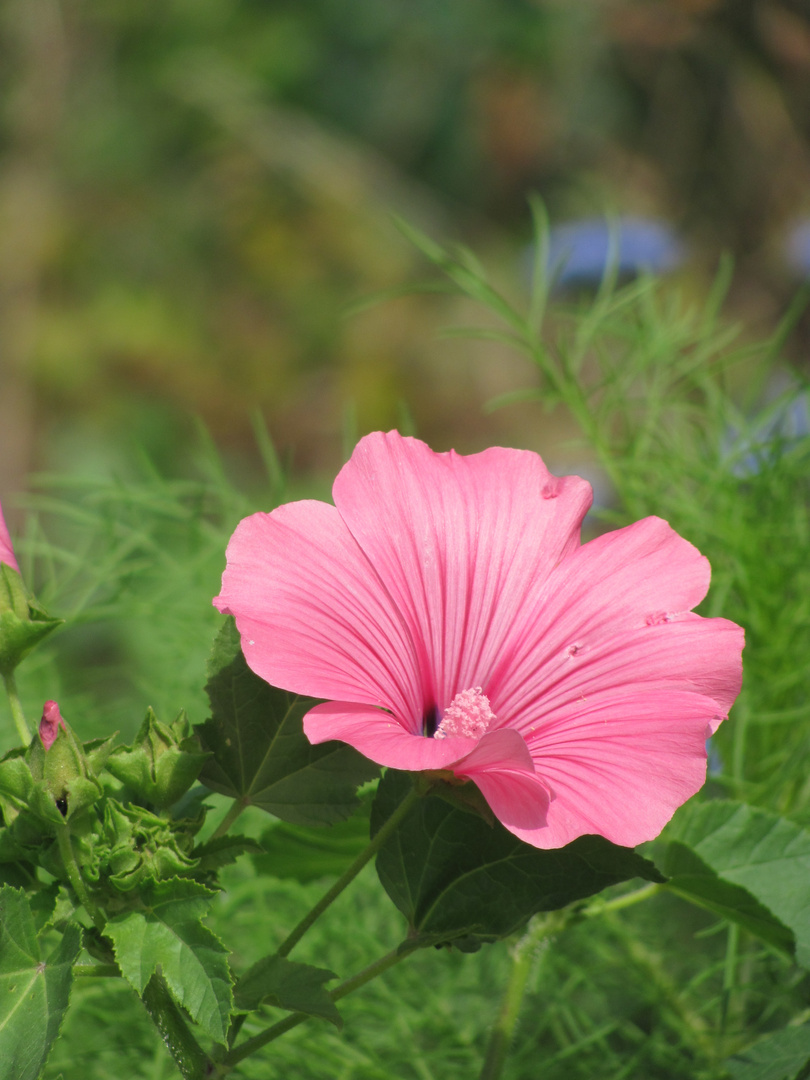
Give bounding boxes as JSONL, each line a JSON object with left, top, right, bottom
{"left": 0, "top": 886, "right": 81, "bottom": 1080}
{"left": 197, "top": 618, "right": 378, "bottom": 825}
{"left": 105, "top": 879, "right": 233, "bottom": 1044}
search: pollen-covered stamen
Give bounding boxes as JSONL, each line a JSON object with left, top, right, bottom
{"left": 434, "top": 687, "right": 496, "bottom": 740}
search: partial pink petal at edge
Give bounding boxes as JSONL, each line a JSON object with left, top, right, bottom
{"left": 303, "top": 701, "right": 482, "bottom": 771}
{"left": 0, "top": 501, "right": 19, "bottom": 572}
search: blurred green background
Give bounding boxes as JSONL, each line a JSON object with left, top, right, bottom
{"left": 2, "top": 0, "right": 810, "bottom": 508}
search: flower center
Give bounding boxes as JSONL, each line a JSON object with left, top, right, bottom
{"left": 434, "top": 687, "right": 496, "bottom": 740}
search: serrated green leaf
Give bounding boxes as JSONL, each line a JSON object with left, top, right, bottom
{"left": 196, "top": 618, "right": 378, "bottom": 825}
{"left": 191, "top": 834, "right": 262, "bottom": 875}
{"left": 664, "top": 841, "right": 794, "bottom": 955}
{"left": 253, "top": 815, "right": 370, "bottom": 883}
{"left": 372, "top": 771, "right": 664, "bottom": 947}
{"left": 105, "top": 878, "right": 233, "bottom": 1044}
{"left": 0, "top": 886, "right": 81, "bottom": 1080}
{"left": 233, "top": 956, "right": 341, "bottom": 1026}
{"left": 673, "top": 801, "right": 810, "bottom": 967}
{"left": 725, "top": 1024, "right": 810, "bottom": 1080}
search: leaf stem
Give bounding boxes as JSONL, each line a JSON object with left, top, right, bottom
{"left": 479, "top": 911, "right": 567, "bottom": 1080}
{"left": 141, "top": 973, "right": 213, "bottom": 1080}
{"left": 56, "top": 822, "right": 105, "bottom": 933}
{"left": 2, "top": 669, "right": 31, "bottom": 744}
{"left": 209, "top": 799, "right": 246, "bottom": 842}
{"left": 74, "top": 963, "right": 121, "bottom": 977}
{"left": 223, "top": 940, "right": 418, "bottom": 1068}
{"left": 275, "top": 783, "right": 421, "bottom": 958}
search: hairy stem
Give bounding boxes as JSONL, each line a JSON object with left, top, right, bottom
{"left": 275, "top": 783, "right": 421, "bottom": 958}
{"left": 56, "top": 822, "right": 105, "bottom": 933}
{"left": 2, "top": 669, "right": 31, "bottom": 744}
{"left": 141, "top": 974, "right": 213, "bottom": 1080}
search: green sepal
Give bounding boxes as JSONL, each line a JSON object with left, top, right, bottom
{"left": 106, "top": 708, "right": 211, "bottom": 810}
{"left": 96, "top": 800, "right": 199, "bottom": 893}
{"left": 0, "top": 565, "right": 62, "bottom": 677}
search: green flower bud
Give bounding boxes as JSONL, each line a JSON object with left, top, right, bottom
{"left": 106, "top": 708, "right": 210, "bottom": 809}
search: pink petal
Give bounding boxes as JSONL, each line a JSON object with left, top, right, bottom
{"left": 332, "top": 431, "right": 592, "bottom": 716}
{"left": 0, "top": 500, "right": 19, "bottom": 573}
{"left": 448, "top": 729, "right": 552, "bottom": 830}
{"left": 511, "top": 690, "right": 716, "bottom": 849}
{"left": 39, "top": 700, "right": 66, "bottom": 751}
{"left": 214, "top": 500, "right": 423, "bottom": 726}
{"left": 491, "top": 516, "right": 738, "bottom": 724}
{"left": 304, "top": 700, "right": 480, "bottom": 770}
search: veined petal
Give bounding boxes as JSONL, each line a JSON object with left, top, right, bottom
{"left": 491, "top": 516, "right": 736, "bottom": 721}
{"left": 0, "top": 501, "right": 19, "bottom": 572}
{"left": 504, "top": 616, "right": 743, "bottom": 736}
{"left": 214, "top": 500, "right": 422, "bottom": 725}
{"left": 304, "top": 701, "right": 480, "bottom": 770}
{"left": 513, "top": 690, "right": 716, "bottom": 849}
{"left": 332, "top": 431, "right": 592, "bottom": 715}
{"left": 448, "top": 728, "right": 552, "bottom": 830}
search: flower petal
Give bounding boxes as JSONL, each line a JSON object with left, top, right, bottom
{"left": 214, "top": 500, "right": 423, "bottom": 725}
{"left": 512, "top": 690, "right": 716, "bottom": 849}
{"left": 304, "top": 701, "right": 479, "bottom": 770}
{"left": 0, "top": 500, "right": 19, "bottom": 572}
{"left": 332, "top": 431, "right": 592, "bottom": 715}
{"left": 449, "top": 729, "right": 552, "bottom": 830}
{"left": 491, "top": 515, "right": 739, "bottom": 723}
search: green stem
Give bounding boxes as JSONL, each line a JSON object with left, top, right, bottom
{"left": 209, "top": 799, "right": 246, "bottom": 842}
{"left": 479, "top": 911, "right": 566, "bottom": 1080}
{"left": 56, "top": 822, "right": 105, "bottom": 934}
{"left": 2, "top": 669, "right": 31, "bottom": 744}
{"left": 224, "top": 941, "right": 417, "bottom": 1069}
{"left": 275, "top": 783, "right": 421, "bottom": 958}
{"left": 581, "top": 882, "right": 662, "bottom": 919}
{"left": 141, "top": 974, "right": 213, "bottom": 1080}
{"left": 74, "top": 963, "right": 121, "bottom": 978}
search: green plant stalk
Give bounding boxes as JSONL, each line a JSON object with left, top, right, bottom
{"left": 56, "top": 822, "right": 105, "bottom": 934}
{"left": 478, "top": 911, "right": 566, "bottom": 1080}
{"left": 141, "top": 973, "right": 213, "bottom": 1080}
{"left": 275, "top": 783, "right": 421, "bottom": 958}
{"left": 209, "top": 798, "right": 246, "bottom": 841}
{"left": 2, "top": 669, "right": 31, "bottom": 744}
{"left": 224, "top": 940, "right": 418, "bottom": 1068}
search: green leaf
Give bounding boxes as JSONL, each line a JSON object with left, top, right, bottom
{"left": 672, "top": 801, "right": 810, "bottom": 967}
{"left": 105, "top": 878, "right": 233, "bottom": 1044}
{"left": 233, "top": 956, "right": 341, "bottom": 1027}
{"left": 0, "top": 886, "right": 81, "bottom": 1080}
{"left": 191, "top": 834, "right": 262, "bottom": 876}
{"left": 197, "top": 618, "right": 378, "bottom": 825}
{"left": 253, "top": 814, "right": 370, "bottom": 883}
{"left": 371, "top": 771, "right": 664, "bottom": 948}
{"left": 725, "top": 1024, "right": 810, "bottom": 1080}
{"left": 663, "top": 841, "right": 794, "bottom": 956}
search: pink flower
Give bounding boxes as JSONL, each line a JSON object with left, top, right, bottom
{"left": 0, "top": 499, "right": 19, "bottom": 572}
{"left": 214, "top": 432, "right": 743, "bottom": 850}
{"left": 40, "top": 700, "right": 66, "bottom": 750}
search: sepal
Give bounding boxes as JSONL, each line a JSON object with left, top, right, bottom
{"left": 106, "top": 708, "right": 211, "bottom": 810}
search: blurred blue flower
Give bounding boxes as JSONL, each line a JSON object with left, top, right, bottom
{"left": 785, "top": 220, "right": 810, "bottom": 276}
{"left": 724, "top": 385, "right": 810, "bottom": 476}
{"left": 541, "top": 216, "right": 685, "bottom": 290}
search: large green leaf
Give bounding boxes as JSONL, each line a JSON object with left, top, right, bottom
{"left": 105, "top": 878, "right": 233, "bottom": 1044}
{"left": 0, "top": 886, "right": 81, "bottom": 1080}
{"left": 672, "top": 801, "right": 810, "bottom": 967}
{"left": 233, "top": 956, "right": 341, "bottom": 1027}
{"left": 371, "top": 771, "right": 664, "bottom": 949}
{"left": 197, "top": 619, "right": 378, "bottom": 825}
{"left": 725, "top": 1024, "right": 810, "bottom": 1080}
{"left": 663, "top": 841, "right": 794, "bottom": 956}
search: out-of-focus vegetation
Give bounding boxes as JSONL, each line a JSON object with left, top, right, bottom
{"left": 2, "top": 0, "right": 810, "bottom": 506}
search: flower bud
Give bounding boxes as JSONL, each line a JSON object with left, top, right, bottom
{"left": 39, "top": 700, "right": 66, "bottom": 751}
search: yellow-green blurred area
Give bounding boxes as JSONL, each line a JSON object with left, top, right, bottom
{"left": 2, "top": 0, "right": 810, "bottom": 504}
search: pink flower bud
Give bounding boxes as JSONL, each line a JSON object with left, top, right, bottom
{"left": 0, "top": 500, "right": 19, "bottom": 573}
{"left": 40, "top": 700, "right": 66, "bottom": 751}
